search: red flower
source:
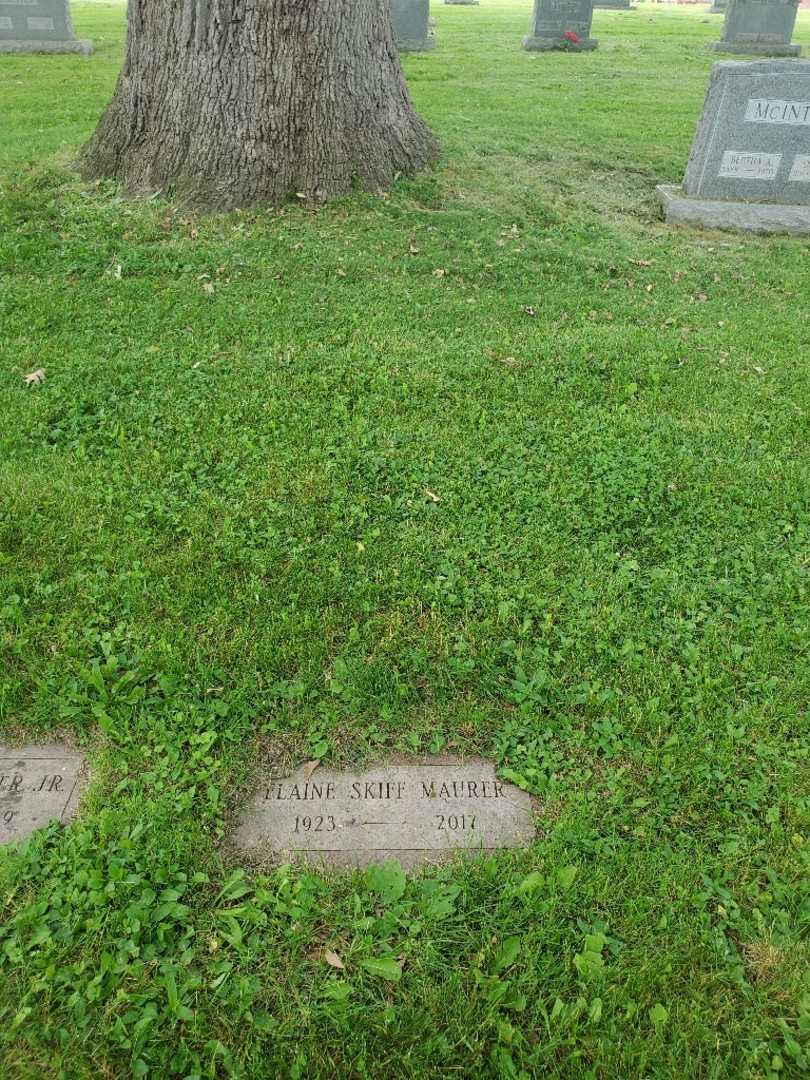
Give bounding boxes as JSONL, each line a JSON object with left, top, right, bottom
{"left": 564, "top": 30, "right": 580, "bottom": 42}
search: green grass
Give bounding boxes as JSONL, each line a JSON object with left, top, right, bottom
{"left": 1, "top": 1, "right": 810, "bottom": 1076}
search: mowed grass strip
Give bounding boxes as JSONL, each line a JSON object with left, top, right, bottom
{"left": 1, "top": 2, "right": 809, "bottom": 1077}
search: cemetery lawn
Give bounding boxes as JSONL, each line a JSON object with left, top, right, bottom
{"left": 2, "top": 1, "right": 810, "bottom": 1076}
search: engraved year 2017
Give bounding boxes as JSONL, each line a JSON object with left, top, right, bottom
{"left": 293, "top": 815, "right": 336, "bottom": 833}
{"left": 436, "top": 814, "right": 476, "bottom": 831}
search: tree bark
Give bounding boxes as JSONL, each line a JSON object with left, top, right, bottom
{"left": 81, "top": 0, "right": 438, "bottom": 209}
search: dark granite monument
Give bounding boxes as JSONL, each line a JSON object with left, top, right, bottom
{"left": 0, "top": 0, "right": 91, "bottom": 55}
{"left": 713, "top": 0, "right": 801, "bottom": 55}
{"left": 658, "top": 59, "right": 810, "bottom": 232}
{"left": 523, "top": 0, "right": 598, "bottom": 51}
{"left": 233, "top": 760, "right": 535, "bottom": 869}
{"left": 391, "top": 0, "right": 436, "bottom": 51}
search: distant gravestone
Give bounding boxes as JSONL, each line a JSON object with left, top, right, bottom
{"left": 0, "top": 745, "right": 86, "bottom": 844}
{"left": 391, "top": 0, "right": 436, "bottom": 51}
{"left": 713, "top": 0, "right": 801, "bottom": 55}
{"left": 658, "top": 59, "right": 810, "bottom": 232}
{"left": 0, "top": 0, "right": 91, "bottom": 55}
{"left": 524, "top": 0, "right": 598, "bottom": 51}
{"left": 444, "top": 0, "right": 478, "bottom": 5}
{"left": 233, "top": 760, "right": 535, "bottom": 869}
{"left": 709, "top": 0, "right": 728, "bottom": 13}
{"left": 594, "top": 1, "right": 634, "bottom": 10}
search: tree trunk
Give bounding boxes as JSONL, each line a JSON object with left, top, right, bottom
{"left": 81, "top": 0, "right": 438, "bottom": 209}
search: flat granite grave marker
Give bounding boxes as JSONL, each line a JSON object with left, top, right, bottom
{"left": 391, "top": 0, "right": 436, "bottom": 51}
{"left": 524, "top": 0, "right": 598, "bottom": 51}
{"left": 713, "top": 0, "right": 801, "bottom": 55}
{"left": 0, "top": 0, "right": 92, "bottom": 55}
{"left": 658, "top": 59, "right": 810, "bottom": 232}
{"left": 233, "top": 760, "right": 535, "bottom": 869}
{"left": 0, "top": 744, "right": 86, "bottom": 844}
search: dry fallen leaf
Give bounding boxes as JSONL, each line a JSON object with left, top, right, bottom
{"left": 202, "top": 282, "right": 215, "bottom": 294}
{"left": 424, "top": 489, "right": 440, "bottom": 503}
{"left": 433, "top": 268, "right": 446, "bottom": 278}
{"left": 324, "top": 950, "right": 345, "bottom": 970}
{"left": 485, "top": 347, "right": 521, "bottom": 369}
{"left": 24, "top": 368, "right": 45, "bottom": 387}
{"left": 302, "top": 760, "right": 320, "bottom": 780}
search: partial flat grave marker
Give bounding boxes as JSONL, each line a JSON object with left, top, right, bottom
{"left": 0, "top": 745, "right": 86, "bottom": 844}
{"left": 233, "top": 760, "right": 535, "bottom": 869}
{"left": 0, "top": 0, "right": 92, "bottom": 55}
{"left": 658, "top": 59, "right": 810, "bottom": 233}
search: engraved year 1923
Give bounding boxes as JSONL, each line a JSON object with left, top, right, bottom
{"left": 293, "top": 815, "right": 336, "bottom": 833}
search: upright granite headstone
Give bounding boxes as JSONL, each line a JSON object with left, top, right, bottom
{"left": 658, "top": 59, "right": 810, "bottom": 232}
{"left": 391, "top": 0, "right": 436, "bottom": 51}
{"left": 594, "top": 0, "right": 634, "bottom": 10}
{"left": 713, "top": 0, "right": 801, "bottom": 55}
{"left": 0, "top": 0, "right": 91, "bottom": 55}
{"left": 0, "top": 744, "right": 87, "bottom": 844}
{"left": 233, "top": 759, "right": 535, "bottom": 869}
{"left": 709, "top": 0, "right": 728, "bottom": 13}
{"left": 524, "top": 0, "right": 598, "bottom": 51}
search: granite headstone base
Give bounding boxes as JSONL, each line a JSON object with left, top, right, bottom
{"left": 657, "top": 183, "right": 810, "bottom": 233}
{"left": 711, "top": 40, "right": 801, "bottom": 54}
{"left": 0, "top": 0, "right": 92, "bottom": 54}
{"left": 594, "top": 1, "right": 636, "bottom": 8}
{"left": 523, "top": 34, "right": 599, "bottom": 49}
{"left": 444, "top": 0, "right": 479, "bottom": 5}
{"left": 398, "top": 32, "right": 437, "bottom": 50}
{"left": 0, "top": 38, "right": 91, "bottom": 54}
